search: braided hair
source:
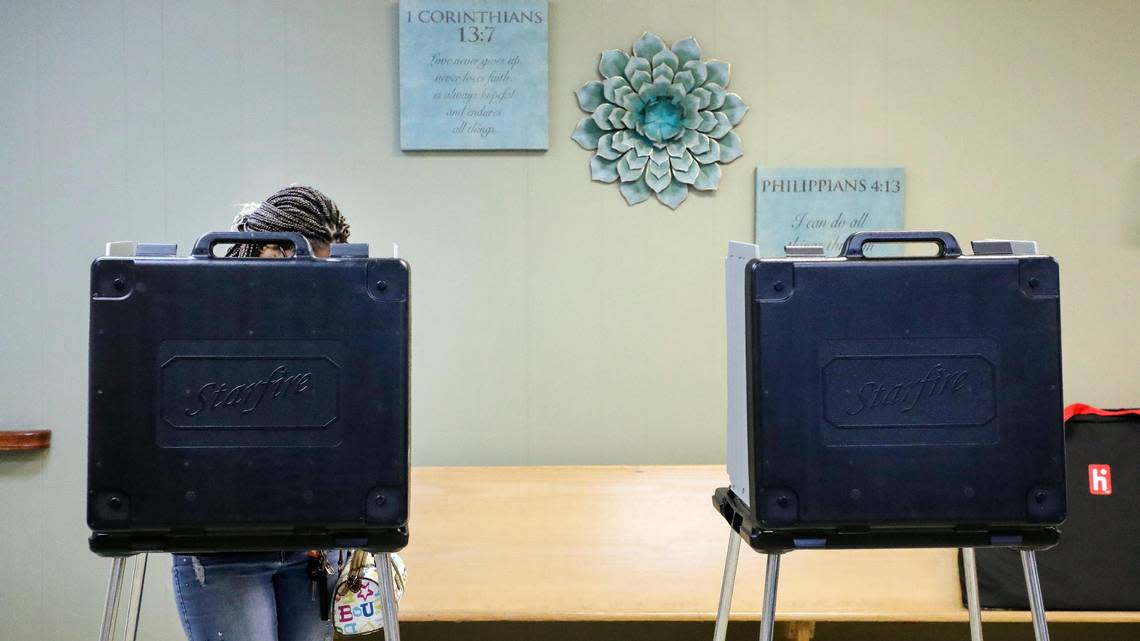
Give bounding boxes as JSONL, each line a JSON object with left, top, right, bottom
{"left": 227, "top": 185, "right": 350, "bottom": 257}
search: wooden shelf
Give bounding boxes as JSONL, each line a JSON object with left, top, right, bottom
{"left": 0, "top": 430, "right": 51, "bottom": 452}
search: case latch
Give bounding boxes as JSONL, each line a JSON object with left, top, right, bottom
{"left": 783, "top": 245, "right": 826, "bottom": 257}
{"left": 970, "top": 239, "right": 1039, "bottom": 256}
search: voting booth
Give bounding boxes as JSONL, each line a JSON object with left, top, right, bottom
{"left": 88, "top": 232, "right": 409, "bottom": 641}
{"left": 713, "top": 231, "right": 1066, "bottom": 641}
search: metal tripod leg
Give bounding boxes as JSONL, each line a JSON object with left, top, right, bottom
{"left": 98, "top": 554, "right": 148, "bottom": 641}
{"left": 378, "top": 552, "right": 402, "bottom": 641}
{"left": 713, "top": 530, "right": 742, "bottom": 641}
{"left": 1020, "top": 551, "right": 1050, "bottom": 641}
{"left": 98, "top": 557, "right": 127, "bottom": 641}
{"left": 758, "top": 553, "right": 781, "bottom": 641}
{"left": 961, "top": 548, "right": 984, "bottom": 641}
{"left": 123, "top": 554, "right": 148, "bottom": 641}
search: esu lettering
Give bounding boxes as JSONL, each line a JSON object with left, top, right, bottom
{"left": 337, "top": 600, "right": 378, "bottom": 622}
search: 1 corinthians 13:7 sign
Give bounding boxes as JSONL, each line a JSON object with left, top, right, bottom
{"left": 399, "top": 0, "right": 549, "bottom": 150}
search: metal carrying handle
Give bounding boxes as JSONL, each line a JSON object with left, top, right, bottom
{"left": 191, "top": 231, "right": 314, "bottom": 258}
{"left": 840, "top": 230, "right": 963, "bottom": 259}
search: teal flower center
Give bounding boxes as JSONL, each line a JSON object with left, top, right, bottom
{"left": 640, "top": 97, "right": 683, "bottom": 142}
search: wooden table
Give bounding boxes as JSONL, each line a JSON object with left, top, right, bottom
{"left": 397, "top": 465, "right": 1138, "bottom": 639}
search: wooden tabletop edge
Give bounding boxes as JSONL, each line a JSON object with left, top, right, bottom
{"left": 408, "top": 463, "right": 726, "bottom": 473}
{"left": 400, "top": 610, "right": 1140, "bottom": 623}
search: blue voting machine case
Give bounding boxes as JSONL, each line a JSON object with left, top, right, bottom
{"left": 88, "top": 232, "right": 409, "bottom": 555}
{"left": 718, "top": 231, "right": 1065, "bottom": 553}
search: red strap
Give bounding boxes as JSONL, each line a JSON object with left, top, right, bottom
{"left": 1064, "top": 403, "right": 1140, "bottom": 423}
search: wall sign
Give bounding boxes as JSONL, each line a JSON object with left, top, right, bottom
{"left": 399, "top": 0, "right": 549, "bottom": 150}
{"left": 754, "top": 167, "right": 905, "bottom": 256}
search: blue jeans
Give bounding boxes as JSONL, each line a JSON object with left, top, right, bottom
{"left": 172, "top": 552, "right": 340, "bottom": 641}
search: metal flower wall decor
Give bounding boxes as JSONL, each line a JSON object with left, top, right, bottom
{"left": 572, "top": 32, "right": 748, "bottom": 209}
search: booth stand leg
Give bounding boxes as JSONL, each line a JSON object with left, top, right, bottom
{"left": 378, "top": 552, "right": 402, "bottom": 641}
{"left": 713, "top": 531, "right": 742, "bottom": 641}
{"left": 1020, "top": 550, "right": 1050, "bottom": 641}
{"left": 123, "top": 553, "right": 148, "bottom": 641}
{"left": 98, "top": 557, "right": 126, "bottom": 641}
{"left": 98, "top": 554, "right": 148, "bottom": 641}
{"left": 961, "top": 548, "right": 985, "bottom": 641}
{"left": 758, "top": 553, "right": 781, "bottom": 641}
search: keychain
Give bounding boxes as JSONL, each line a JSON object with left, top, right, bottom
{"left": 307, "top": 551, "right": 333, "bottom": 621}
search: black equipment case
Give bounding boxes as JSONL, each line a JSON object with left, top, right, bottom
{"left": 962, "top": 404, "right": 1140, "bottom": 610}
{"left": 88, "top": 232, "right": 409, "bottom": 555}
{"left": 716, "top": 231, "right": 1066, "bottom": 552}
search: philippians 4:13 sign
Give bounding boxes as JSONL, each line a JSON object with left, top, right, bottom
{"left": 399, "top": 0, "right": 549, "bottom": 150}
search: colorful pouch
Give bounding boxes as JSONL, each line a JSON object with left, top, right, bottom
{"left": 332, "top": 551, "right": 408, "bottom": 635}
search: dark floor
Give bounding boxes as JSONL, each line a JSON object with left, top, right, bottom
{"left": 345, "top": 621, "right": 1138, "bottom": 641}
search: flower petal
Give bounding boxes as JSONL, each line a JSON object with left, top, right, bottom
{"left": 683, "top": 60, "right": 708, "bottom": 86}
{"left": 695, "top": 138, "right": 721, "bottom": 165}
{"left": 645, "top": 166, "right": 671, "bottom": 193}
{"left": 641, "top": 122, "right": 664, "bottom": 143}
{"left": 575, "top": 81, "right": 605, "bottom": 113}
{"left": 628, "top": 69, "right": 652, "bottom": 92}
{"left": 611, "top": 130, "right": 633, "bottom": 153}
{"left": 602, "top": 76, "right": 630, "bottom": 103}
{"left": 705, "top": 60, "right": 731, "bottom": 87}
{"left": 622, "top": 110, "right": 637, "bottom": 129}
{"left": 680, "top": 101, "right": 702, "bottom": 129}
{"left": 697, "top": 111, "right": 718, "bottom": 133}
{"left": 666, "top": 139, "right": 686, "bottom": 157}
{"left": 717, "top": 131, "right": 744, "bottom": 163}
{"left": 649, "top": 159, "right": 671, "bottom": 179}
{"left": 652, "top": 65, "right": 674, "bottom": 82}
{"left": 682, "top": 94, "right": 701, "bottom": 117}
{"left": 632, "top": 135, "right": 653, "bottom": 157}
{"left": 618, "top": 152, "right": 647, "bottom": 182}
{"left": 590, "top": 155, "right": 621, "bottom": 183}
{"left": 693, "top": 162, "right": 722, "bottom": 191}
{"left": 619, "top": 179, "right": 653, "bottom": 205}
{"left": 625, "top": 151, "right": 649, "bottom": 170}
{"left": 596, "top": 133, "right": 622, "bottom": 160}
{"left": 656, "top": 180, "right": 689, "bottom": 209}
{"left": 592, "top": 103, "right": 617, "bottom": 130}
{"left": 608, "top": 107, "right": 627, "bottom": 129}
{"left": 671, "top": 150, "right": 695, "bottom": 172}
{"left": 709, "top": 111, "right": 732, "bottom": 139}
{"left": 673, "top": 70, "right": 696, "bottom": 93}
{"left": 633, "top": 32, "right": 666, "bottom": 60}
{"left": 639, "top": 76, "right": 673, "bottom": 101}
{"left": 652, "top": 48, "right": 679, "bottom": 72}
{"left": 673, "top": 159, "right": 700, "bottom": 185}
{"left": 624, "top": 56, "right": 650, "bottom": 80}
{"left": 614, "top": 86, "right": 635, "bottom": 106}
{"left": 672, "top": 37, "right": 702, "bottom": 66}
{"left": 599, "top": 50, "right": 631, "bottom": 79}
{"left": 571, "top": 117, "right": 606, "bottom": 149}
{"left": 685, "top": 130, "right": 710, "bottom": 153}
{"left": 650, "top": 147, "right": 669, "bottom": 163}
{"left": 690, "top": 87, "right": 711, "bottom": 110}
{"left": 705, "top": 83, "right": 726, "bottom": 110}
{"left": 718, "top": 92, "right": 749, "bottom": 126}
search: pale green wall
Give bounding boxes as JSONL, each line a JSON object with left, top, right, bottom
{"left": 1, "top": 1, "right": 1138, "bottom": 639}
